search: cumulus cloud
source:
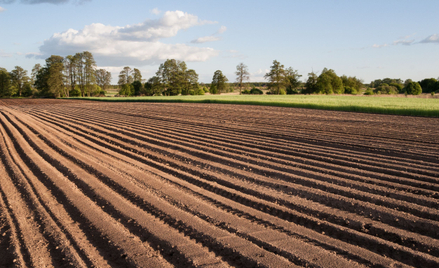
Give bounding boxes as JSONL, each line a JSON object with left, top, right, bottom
{"left": 119, "top": 10, "right": 215, "bottom": 42}
{"left": 31, "top": 10, "right": 219, "bottom": 66}
{"left": 151, "top": 8, "right": 161, "bottom": 15}
{"left": 420, "top": 34, "right": 439, "bottom": 44}
{"left": 191, "top": 25, "right": 226, "bottom": 44}
{"left": 0, "top": 0, "right": 90, "bottom": 4}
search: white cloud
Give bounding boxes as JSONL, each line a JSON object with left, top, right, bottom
{"left": 190, "top": 25, "right": 226, "bottom": 44}
{"left": 25, "top": 52, "right": 42, "bottom": 58}
{"left": 372, "top": 43, "right": 389, "bottom": 48}
{"left": 0, "top": 6, "right": 5, "bottom": 12}
{"left": 191, "top": 36, "right": 221, "bottom": 44}
{"left": 151, "top": 8, "right": 161, "bottom": 15}
{"left": 250, "top": 68, "right": 269, "bottom": 82}
{"left": 420, "top": 34, "right": 439, "bottom": 44}
{"left": 216, "top": 26, "right": 227, "bottom": 34}
{"left": 118, "top": 10, "right": 215, "bottom": 42}
{"left": 373, "top": 33, "right": 438, "bottom": 48}
{"left": 32, "top": 10, "right": 219, "bottom": 66}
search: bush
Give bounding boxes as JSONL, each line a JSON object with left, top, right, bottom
{"left": 118, "top": 84, "right": 134, "bottom": 96}
{"left": 69, "top": 86, "right": 82, "bottom": 97}
{"left": 374, "top": 85, "right": 398, "bottom": 95}
{"left": 195, "top": 87, "right": 205, "bottom": 95}
{"left": 286, "top": 87, "right": 299, "bottom": 94}
{"left": 242, "top": 89, "right": 251, "bottom": 94}
{"left": 364, "top": 88, "right": 374, "bottom": 95}
{"left": 344, "top": 86, "right": 358, "bottom": 95}
{"left": 403, "top": 82, "right": 422, "bottom": 95}
{"left": 250, "top": 87, "right": 263, "bottom": 94}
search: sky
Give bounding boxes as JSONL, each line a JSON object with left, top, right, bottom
{"left": 0, "top": 0, "right": 438, "bottom": 84}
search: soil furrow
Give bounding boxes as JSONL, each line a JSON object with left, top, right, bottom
{"left": 1, "top": 99, "right": 438, "bottom": 268}
{"left": 23, "top": 107, "right": 439, "bottom": 266}
{"left": 28, "top": 109, "right": 439, "bottom": 239}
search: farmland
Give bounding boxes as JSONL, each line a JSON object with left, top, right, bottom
{"left": 0, "top": 99, "right": 438, "bottom": 267}
{"left": 71, "top": 94, "right": 439, "bottom": 117}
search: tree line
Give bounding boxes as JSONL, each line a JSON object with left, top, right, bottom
{"left": 1, "top": 51, "right": 111, "bottom": 98}
{"left": 1, "top": 54, "right": 438, "bottom": 98}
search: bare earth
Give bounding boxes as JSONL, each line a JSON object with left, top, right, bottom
{"left": 0, "top": 99, "right": 438, "bottom": 268}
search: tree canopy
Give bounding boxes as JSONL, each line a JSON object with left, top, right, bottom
{"left": 211, "top": 70, "right": 228, "bottom": 94}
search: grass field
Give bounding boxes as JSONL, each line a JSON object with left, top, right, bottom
{"left": 65, "top": 94, "right": 439, "bottom": 117}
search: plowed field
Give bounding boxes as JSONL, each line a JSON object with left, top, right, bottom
{"left": 0, "top": 99, "right": 438, "bottom": 268}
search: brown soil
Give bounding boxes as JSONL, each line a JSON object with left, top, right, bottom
{"left": 0, "top": 99, "right": 438, "bottom": 268}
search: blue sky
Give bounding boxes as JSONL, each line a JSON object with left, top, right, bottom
{"left": 0, "top": 0, "right": 438, "bottom": 84}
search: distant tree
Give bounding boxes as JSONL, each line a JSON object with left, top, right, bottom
{"left": 0, "top": 68, "right": 12, "bottom": 97}
{"left": 64, "top": 55, "right": 77, "bottom": 95}
{"left": 82, "top": 51, "right": 97, "bottom": 97}
{"left": 96, "top": 69, "right": 112, "bottom": 92}
{"left": 235, "top": 63, "right": 250, "bottom": 94}
{"left": 118, "top": 66, "right": 133, "bottom": 86}
{"left": 31, "top": 64, "right": 41, "bottom": 88}
{"left": 316, "top": 68, "right": 343, "bottom": 94}
{"left": 374, "top": 84, "right": 398, "bottom": 94}
{"left": 22, "top": 82, "right": 33, "bottom": 97}
{"left": 403, "top": 81, "right": 422, "bottom": 95}
{"left": 71, "top": 51, "right": 97, "bottom": 97}
{"left": 211, "top": 70, "right": 228, "bottom": 94}
{"left": 181, "top": 68, "right": 199, "bottom": 95}
{"left": 133, "top": 68, "right": 142, "bottom": 82}
{"left": 372, "top": 78, "right": 403, "bottom": 89}
{"left": 265, "top": 60, "right": 287, "bottom": 94}
{"left": 418, "top": 78, "right": 438, "bottom": 93}
{"left": 156, "top": 59, "right": 183, "bottom": 96}
{"left": 285, "top": 67, "right": 302, "bottom": 94}
{"left": 131, "top": 80, "right": 144, "bottom": 96}
{"left": 46, "top": 55, "right": 65, "bottom": 98}
{"left": 144, "top": 76, "right": 162, "bottom": 96}
{"left": 118, "top": 83, "right": 134, "bottom": 96}
{"left": 154, "top": 59, "right": 199, "bottom": 96}
{"left": 341, "top": 75, "right": 363, "bottom": 93}
{"left": 303, "top": 71, "right": 318, "bottom": 94}
{"left": 9, "top": 66, "right": 29, "bottom": 97}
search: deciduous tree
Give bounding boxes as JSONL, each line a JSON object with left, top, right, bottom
{"left": 144, "top": 76, "right": 162, "bottom": 96}
{"left": 0, "top": 68, "right": 12, "bottom": 97}
{"left": 211, "top": 70, "right": 228, "bottom": 94}
{"left": 31, "top": 63, "right": 41, "bottom": 88}
{"left": 118, "top": 66, "right": 133, "bottom": 86}
{"left": 404, "top": 81, "right": 422, "bottom": 95}
{"left": 235, "top": 63, "right": 249, "bottom": 94}
{"left": 285, "top": 67, "right": 302, "bottom": 94}
{"left": 96, "top": 69, "right": 112, "bottom": 92}
{"left": 46, "top": 55, "right": 65, "bottom": 98}
{"left": 133, "top": 68, "right": 142, "bottom": 82}
{"left": 9, "top": 66, "right": 29, "bottom": 97}
{"left": 265, "top": 60, "right": 287, "bottom": 94}
{"left": 304, "top": 71, "right": 318, "bottom": 94}
{"left": 316, "top": 68, "right": 343, "bottom": 94}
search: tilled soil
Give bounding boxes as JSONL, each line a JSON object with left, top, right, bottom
{"left": 0, "top": 99, "right": 438, "bottom": 268}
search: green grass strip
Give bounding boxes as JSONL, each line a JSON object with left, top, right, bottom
{"left": 63, "top": 95, "right": 439, "bottom": 117}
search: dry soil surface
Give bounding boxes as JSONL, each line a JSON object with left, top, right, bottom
{"left": 0, "top": 99, "right": 438, "bottom": 268}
